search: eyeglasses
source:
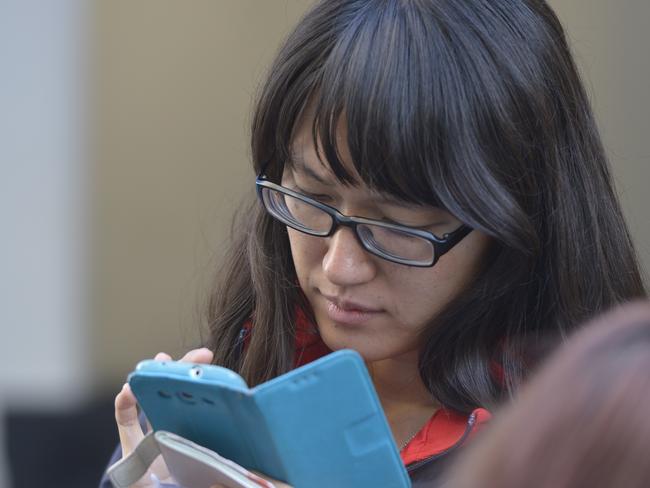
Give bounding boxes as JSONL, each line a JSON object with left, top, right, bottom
{"left": 255, "top": 169, "right": 472, "bottom": 267}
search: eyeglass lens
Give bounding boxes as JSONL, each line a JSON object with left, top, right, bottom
{"left": 261, "top": 187, "right": 435, "bottom": 264}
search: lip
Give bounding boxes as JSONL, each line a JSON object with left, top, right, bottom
{"left": 321, "top": 294, "right": 384, "bottom": 326}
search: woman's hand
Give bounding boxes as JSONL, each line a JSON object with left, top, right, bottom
{"left": 114, "top": 347, "right": 215, "bottom": 487}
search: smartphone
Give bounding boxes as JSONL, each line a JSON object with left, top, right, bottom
{"left": 128, "top": 349, "right": 411, "bottom": 488}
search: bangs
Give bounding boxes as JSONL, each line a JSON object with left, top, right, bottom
{"left": 303, "top": 2, "right": 449, "bottom": 208}
{"left": 254, "top": 0, "right": 548, "bottom": 251}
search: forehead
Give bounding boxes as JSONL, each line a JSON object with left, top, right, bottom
{"left": 289, "top": 112, "right": 360, "bottom": 181}
{"left": 287, "top": 144, "right": 424, "bottom": 209}
{"left": 285, "top": 103, "right": 446, "bottom": 210}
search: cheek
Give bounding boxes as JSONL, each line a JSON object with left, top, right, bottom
{"left": 286, "top": 229, "right": 325, "bottom": 282}
{"left": 388, "top": 268, "right": 457, "bottom": 326}
{"left": 391, "top": 231, "right": 491, "bottom": 324}
{"left": 431, "top": 231, "right": 490, "bottom": 286}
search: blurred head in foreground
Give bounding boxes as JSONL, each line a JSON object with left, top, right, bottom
{"left": 446, "top": 300, "right": 650, "bottom": 488}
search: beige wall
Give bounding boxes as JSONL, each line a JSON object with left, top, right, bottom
{"left": 91, "top": 0, "right": 650, "bottom": 390}
{"left": 91, "top": 1, "right": 314, "bottom": 390}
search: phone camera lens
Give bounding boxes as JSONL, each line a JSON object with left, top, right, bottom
{"left": 189, "top": 366, "right": 203, "bottom": 379}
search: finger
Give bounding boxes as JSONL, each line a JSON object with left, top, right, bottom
{"left": 179, "top": 347, "right": 214, "bottom": 364}
{"left": 115, "top": 383, "right": 145, "bottom": 457}
{"left": 250, "top": 470, "right": 288, "bottom": 487}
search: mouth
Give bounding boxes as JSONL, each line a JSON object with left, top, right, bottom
{"left": 321, "top": 293, "right": 384, "bottom": 326}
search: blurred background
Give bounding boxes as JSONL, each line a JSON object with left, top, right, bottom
{"left": 1, "top": 1, "right": 648, "bottom": 486}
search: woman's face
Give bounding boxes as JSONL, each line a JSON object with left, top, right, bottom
{"left": 283, "top": 120, "right": 491, "bottom": 363}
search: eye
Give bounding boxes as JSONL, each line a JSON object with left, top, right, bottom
{"left": 292, "top": 184, "right": 334, "bottom": 203}
{"left": 379, "top": 214, "right": 437, "bottom": 229}
{"left": 383, "top": 227, "right": 421, "bottom": 240}
{"left": 381, "top": 206, "right": 457, "bottom": 231}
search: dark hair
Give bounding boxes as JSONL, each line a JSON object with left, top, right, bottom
{"left": 204, "top": 0, "right": 646, "bottom": 410}
{"left": 446, "top": 301, "right": 650, "bottom": 487}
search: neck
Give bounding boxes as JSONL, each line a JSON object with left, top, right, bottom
{"left": 367, "top": 350, "right": 439, "bottom": 449}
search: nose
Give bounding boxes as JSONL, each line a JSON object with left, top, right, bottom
{"left": 322, "top": 226, "right": 377, "bottom": 286}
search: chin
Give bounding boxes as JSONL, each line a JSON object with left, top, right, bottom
{"left": 318, "top": 325, "right": 398, "bottom": 363}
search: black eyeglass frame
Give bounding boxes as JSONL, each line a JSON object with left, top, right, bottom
{"left": 255, "top": 167, "right": 473, "bottom": 267}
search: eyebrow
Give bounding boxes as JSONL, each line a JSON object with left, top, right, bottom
{"left": 287, "top": 153, "right": 332, "bottom": 185}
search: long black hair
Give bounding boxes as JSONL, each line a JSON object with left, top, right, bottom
{"left": 205, "top": 0, "right": 646, "bottom": 412}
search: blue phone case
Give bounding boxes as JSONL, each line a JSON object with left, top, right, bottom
{"left": 128, "top": 349, "right": 411, "bottom": 488}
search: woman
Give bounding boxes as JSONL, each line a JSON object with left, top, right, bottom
{"left": 102, "top": 0, "right": 646, "bottom": 486}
